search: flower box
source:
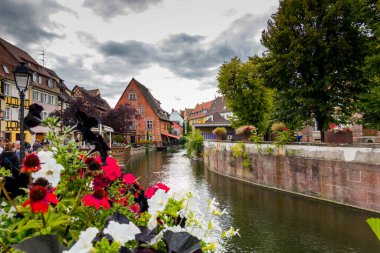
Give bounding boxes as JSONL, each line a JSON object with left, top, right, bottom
{"left": 325, "top": 131, "right": 353, "bottom": 144}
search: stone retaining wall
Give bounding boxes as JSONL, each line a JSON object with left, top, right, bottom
{"left": 204, "top": 141, "right": 380, "bottom": 213}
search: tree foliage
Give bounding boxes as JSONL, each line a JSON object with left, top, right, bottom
{"left": 217, "top": 56, "right": 273, "bottom": 132}
{"left": 51, "top": 96, "right": 103, "bottom": 126}
{"left": 101, "top": 104, "right": 137, "bottom": 135}
{"left": 357, "top": 0, "right": 380, "bottom": 129}
{"left": 261, "top": 0, "right": 371, "bottom": 140}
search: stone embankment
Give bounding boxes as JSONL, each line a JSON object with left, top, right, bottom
{"left": 204, "top": 141, "right": 380, "bottom": 213}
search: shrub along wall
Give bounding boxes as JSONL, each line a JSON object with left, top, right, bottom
{"left": 204, "top": 141, "right": 380, "bottom": 213}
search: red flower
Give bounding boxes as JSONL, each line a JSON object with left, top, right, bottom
{"left": 130, "top": 203, "right": 139, "bottom": 213}
{"left": 92, "top": 175, "right": 111, "bottom": 189}
{"left": 23, "top": 185, "right": 58, "bottom": 213}
{"left": 94, "top": 156, "right": 121, "bottom": 181}
{"left": 21, "top": 153, "right": 41, "bottom": 173}
{"left": 330, "top": 123, "right": 337, "bottom": 130}
{"left": 156, "top": 182, "right": 170, "bottom": 193}
{"left": 82, "top": 188, "right": 110, "bottom": 209}
{"left": 145, "top": 186, "right": 157, "bottom": 199}
{"left": 122, "top": 173, "right": 136, "bottom": 185}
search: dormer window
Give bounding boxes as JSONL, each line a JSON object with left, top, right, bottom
{"left": 2, "top": 65, "right": 9, "bottom": 74}
{"left": 38, "top": 75, "right": 42, "bottom": 84}
{"left": 129, "top": 93, "right": 136, "bottom": 100}
{"left": 48, "top": 79, "right": 54, "bottom": 88}
{"left": 33, "top": 73, "right": 38, "bottom": 83}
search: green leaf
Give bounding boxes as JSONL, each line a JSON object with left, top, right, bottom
{"left": 15, "top": 220, "right": 41, "bottom": 233}
{"left": 367, "top": 218, "right": 380, "bottom": 241}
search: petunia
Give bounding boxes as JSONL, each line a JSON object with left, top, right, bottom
{"left": 32, "top": 151, "right": 64, "bottom": 187}
{"left": 156, "top": 182, "right": 170, "bottom": 193}
{"left": 129, "top": 203, "right": 139, "bottom": 213}
{"left": 145, "top": 186, "right": 157, "bottom": 199}
{"left": 82, "top": 188, "right": 110, "bottom": 210}
{"left": 21, "top": 153, "right": 41, "bottom": 173}
{"left": 147, "top": 189, "right": 170, "bottom": 216}
{"left": 23, "top": 185, "right": 58, "bottom": 213}
{"left": 94, "top": 156, "right": 121, "bottom": 181}
{"left": 104, "top": 221, "right": 140, "bottom": 245}
{"left": 122, "top": 173, "right": 136, "bottom": 185}
{"left": 63, "top": 227, "right": 99, "bottom": 253}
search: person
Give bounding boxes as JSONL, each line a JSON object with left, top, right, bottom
{"left": 0, "top": 142, "right": 28, "bottom": 198}
{"left": 32, "top": 140, "right": 41, "bottom": 152}
{"left": 0, "top": 138, "right": 4, "bottom": 153}
{"left": 14, "top": 140, "right": 21, "bottom": 159}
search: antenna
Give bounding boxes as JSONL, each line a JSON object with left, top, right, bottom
{"left": 37, "top": 50, "right": 45, "bottom": 66}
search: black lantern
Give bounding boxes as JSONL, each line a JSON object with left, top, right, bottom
{"left": 13, "top": 62, "right": 31, "bottom": 162}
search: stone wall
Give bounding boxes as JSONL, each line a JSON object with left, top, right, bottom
{"left": 204, "top": 141, "right": 380, "bottom": 213}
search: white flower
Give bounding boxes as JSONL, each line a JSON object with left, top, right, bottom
{"left": 0, "top": 206, "right": 16, "bottom": 218}
{"left": 104, "top": 221, "right": 140, "bottom": 245}
{"left": 63, "top": 227, "right": 98, "bottom": 253}
{"left": 148, "top": 189, "right": 170, "bottom": 216}
{"left": 32, "top": 150, "right": 64, "bottom": 187}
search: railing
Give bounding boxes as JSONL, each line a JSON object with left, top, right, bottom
{"left": 5, "top": 97, "right": 30, "bottom": 108}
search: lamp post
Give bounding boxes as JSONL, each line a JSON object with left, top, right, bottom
{"left": 13, "top": 62, "right": 31, "bottom": 163}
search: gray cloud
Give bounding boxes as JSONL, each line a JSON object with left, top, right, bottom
{"left": 223, "top": 9, "right": 238, "bottom": 17}
{"left": 83, "top": 0, "right": 163, "bottom": 20}
{"left": 50, "top": 12, "right": 272, "bottom": 100}
{"left": 90, "top": 13, "right": 269, "bottom": 84}
{"left": 0, "top": 0, "right": 76, "bottom": 48}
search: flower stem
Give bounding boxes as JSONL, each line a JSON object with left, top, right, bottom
{"left": 41, "top": 212, "right": 47, "bottom": 228}
{"left": 0, "top": 177, "right": 20, "bottom": 213}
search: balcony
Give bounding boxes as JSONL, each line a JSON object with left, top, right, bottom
{"left": 5, "top": 96, "right": 30, "bottom": 108}
{"left": 6, "top": 121, "right": 20, "bottom": 131}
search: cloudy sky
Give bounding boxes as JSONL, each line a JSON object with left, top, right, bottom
{"left": 0, "top": 0, "right": 279, "bottom": 111}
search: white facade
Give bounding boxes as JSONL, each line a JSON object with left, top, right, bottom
{"left": 169, "top": 110, "right": 184, "bottom": 125}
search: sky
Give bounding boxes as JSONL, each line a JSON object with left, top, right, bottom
{"left": 0, "top": 0, "right": 279, "bottom": 112}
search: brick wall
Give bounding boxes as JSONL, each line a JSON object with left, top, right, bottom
{"left": 204, "top": 141, "right": 380, "bottom": 213}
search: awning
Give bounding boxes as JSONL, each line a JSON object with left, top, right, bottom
{"left": 161, "top": 133, "right": 180, "bottom": 140}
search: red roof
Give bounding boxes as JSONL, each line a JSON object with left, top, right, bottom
{"left": 188, "top": 99, "right": 214, "bottom": 120}
{"left": 162, "top": 132, "right": 180, "bottom": 139}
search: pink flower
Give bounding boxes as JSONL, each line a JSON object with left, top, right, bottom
{"left": 122, "top": 174, "right": 136, "bottom": 185}
{"left": 145, "top": 186, "right": 157, "bottom": 199}
{"left": 94, "top": 156, "right": 121, "bottom": 181}
{"left": 156, "top": 182, "right": 170, "bottom": 193}
{"left": 130, "top": 203, "right": 139, "bottom": 213}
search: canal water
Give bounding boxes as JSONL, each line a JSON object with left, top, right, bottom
{"left": 126, "top": 148, "right": 380, "bottom": 253}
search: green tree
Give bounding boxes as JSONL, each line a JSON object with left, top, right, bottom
{"left": 261, "top": 0, "right": 370, "bottom": 141}
{"left": 217, "top": 56, "right": 273, "bottom": 131}
{"left": 357, "top": 0, "right": 380, "bottom": 129}
{"left": 182, "top": 121, "right": 186, "bottom": 135}
{"left": 186, "top": 121, "right": 192, "bottom": 134}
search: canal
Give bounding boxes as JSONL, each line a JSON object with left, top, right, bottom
{"left": 126, "top": 148, "right": 380, "bottom": 253}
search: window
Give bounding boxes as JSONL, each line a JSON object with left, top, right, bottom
{"left": 129, "top": 121, "right": 136, "bottom": 130}
{"left": 38, "top": 76, "right": 42, "bottom": 84}
{"left": 148, "top": 135, "right": 153, "bottom": 141}
{"left": 146, "top": 120, "right": 153, "bottom": 129}
{"left": 2, "top": 65, "right": 9, "bottom": 74}
{"left": 41, "top": 111, "right": 49, "bottom": 120}
{"left": 3, "top": 82, "right": 9, "bottom": 96}
{"left": 32, "top": 90, "right": 40, "bottom": 101}
{"left": 33, "top": 74, "right": 37, "bottom": 83}
{"left": 139, "top": 107, "right": 144, "bottom": 114}
{"left": 50, "top": 95, "right": 56, "bottom": 105}
{"left": 4, "top": 107, "right": 11, "bottom": 120}
{"left": 41, "top": 93, "right": 48, "bottom": 103}
{"left": 48, "top": 79, "right": 54, "bottom": 88}
{"left": 129, "top": 93, "right": 136, "bottom": 100}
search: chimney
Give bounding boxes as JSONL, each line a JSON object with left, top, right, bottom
{"left": 172, "top": 108, "right": 174, "bottom": 112}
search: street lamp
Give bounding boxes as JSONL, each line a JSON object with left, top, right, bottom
{"left": 13, "top": 62, "right": 31, "bottom": 163}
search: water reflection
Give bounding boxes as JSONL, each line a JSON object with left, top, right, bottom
{"left": 127, "top": 149, "right": 380, "bottom": 253}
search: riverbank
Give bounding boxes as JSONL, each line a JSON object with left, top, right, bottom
{"left": 203, "top": 141, "right": 380, "bottom": 214}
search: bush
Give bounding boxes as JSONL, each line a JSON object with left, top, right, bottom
{"left": 185, "top": 129, "right": 204, "bottom": 157}
{"left": 274, "top": 130, "right": 293, "bottom": 148}
{"left": 112, "top": 134, "right": 125, "bottom": 143}
{"left": 271, "top": 122, "right": 288, "bottom": 133}
{"left": 212, "top": 127, "right": 227, "bottom": 135}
